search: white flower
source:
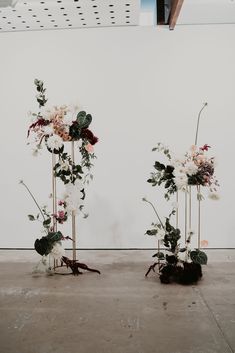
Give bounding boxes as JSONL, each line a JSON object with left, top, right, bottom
{"left": 63, "top": 112, "right": 75, "bottom": 126}
{"left": 208, "top": 192, "right": 220, "bottom": 200}
{"left": 50, "top": 242, "right": 65, "bottom": 260}
{"left": 29, "top": 112, "right": 38, "bottom": 123}
{"left": 46, "top": 135, "right": 63, "bottom": 151}
{"left": 178, "top": 251, "right": 186, "bottom": 262}
{"left": 174, "top": 174, "right": 188, "bottom": 189}
{"left": 64, "top": 180, "right": 84, "bottom": 215}
{"left": 42, "top": 125, "right": 54, "bottom": 136}
{"left": 32, "top": 255, "right": 49, "bottom": 274}
{"left": 40, "top": 107, "right": 52, "bottom": 120}
{"left": 173, "top": 166, "right": 186, "bottom": 177}
{"left": 59, "top": 159, "right": 70, "bottom": 171}
{"left": 157, "top": 228, "right": 165, "bottom": 240}
{"left": 171, "top": 158, "right": 184, "bottom": 168}
{"left": 185, "top": 161, "right": 198, "bottom": 176}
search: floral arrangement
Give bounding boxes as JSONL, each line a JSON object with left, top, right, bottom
{"left": 144, "top": 103, "right": 219, "bottom": 284}
{"left": 21, "top": 79, "right": 100, "bottom": 275}
{"left": 147, "top": 142, "right": 219, "bottom": 201}
{"left": 143, "top": 199, "right": 206, "bottom": 284}
{"left": 27, "top": 79, "right": 98, "bottom": 183}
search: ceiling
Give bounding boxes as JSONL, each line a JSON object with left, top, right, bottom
{"left": 0, "top": 0, "right": 140, "bottom": 32}
{"left": 0, "top": 0, "right": 235, "bottom": 33}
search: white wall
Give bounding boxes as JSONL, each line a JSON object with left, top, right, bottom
{"left": 0, "top": 24, "right": 235, "bottom": 249}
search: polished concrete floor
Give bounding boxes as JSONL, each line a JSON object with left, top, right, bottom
{"left": 0, "top": 250, "right": 235, "bottom": 353}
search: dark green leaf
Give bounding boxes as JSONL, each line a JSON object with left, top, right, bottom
{"left": 179, "top": 248, "right": 186, "bottom": 252}
{"left": 152, "top": 252, "right": 165, "bottom": 260}
{"left": 43, "top": 218, "right": 51, "bottom": 227}
{"left": 154, "top": 161, "right": 165, "bottom": 171}
{"left": 146, "top": 229, "right": 158, "bottom": 236}
{"left": 28, "top": 215, "right": 35, "bottom": 221}
{"left": 190, "top": 249, "right": 208, "bottom": 265}
{"left": 77, "top": 111, "right": 92, "bottom": 129}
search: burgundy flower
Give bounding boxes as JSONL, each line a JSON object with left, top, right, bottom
{"left": 81, "top": 128, "right": 99, "bottom": 145}
{"left": 27, "top": 118, "right": 50, "bottom": 137}
{"left": 200, "top": 144, "right": 211, "bottom": 151}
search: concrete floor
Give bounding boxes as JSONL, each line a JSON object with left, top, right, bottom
{"left": 0, "top": 250, "right": 235, "bottom": 353}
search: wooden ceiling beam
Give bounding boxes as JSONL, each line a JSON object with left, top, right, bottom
{"left": 168, "top": 0, "right": 184, "bottom": 30}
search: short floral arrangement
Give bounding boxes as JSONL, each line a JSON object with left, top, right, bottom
{"left": 144, "top": 103, "right": 219, "bottom": 284}
{"left": 143, "top": 199, "right": 206, "bottom": 284}
{"left": 21, "top": 79, "right": 100, "bottom": 275}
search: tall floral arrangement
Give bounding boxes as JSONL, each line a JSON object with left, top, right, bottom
{"left": 21, "top": 79, "right": 100, "bottom": 275}
{"left": 144, "top": 103, "right": 220, "bottom": 284}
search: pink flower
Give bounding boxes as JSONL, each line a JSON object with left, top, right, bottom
{"left": 58, "top": 210, "right": 65, "bottom": 219}
{"left": 85, "top": 143, "right": 94, "bottom": 153}
{"left": 190, "top": 145, "right": 197, "bottom": 153}
{"left": 58, "top": 200, "right": 65, "bottom": 206}
{"left": 200, "top": 240, "right": 209, "bottom": 247}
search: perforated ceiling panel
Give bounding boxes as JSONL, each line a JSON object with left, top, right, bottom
{"left": 0, "top": 0, "right": 140, "bottom": 33}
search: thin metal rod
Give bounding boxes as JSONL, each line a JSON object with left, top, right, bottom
{"left": 185, "top": 188, "right": 188, "bottom": 243}
{"left": 176, "top": 191, "right": 179, "bottom": 228}
{"left": 71, "top": 141, "right": 76, "bottom": 261}
{"left": 194, "top": 102, "right": 208, "bottom": 146}
{"left": 189, "top": 186, "right": 192, "bottom": 230}
{"left": 198, "top": 186, "right": 201, "bottom": 249}
{"left": 52, "top": 153, "right": 58, "bottom": 268}
{"left": 157, "top": 239, "right": 160, "bottom": 269}
{"left": 52, "top": 153, "right": 57, "bottom": 232}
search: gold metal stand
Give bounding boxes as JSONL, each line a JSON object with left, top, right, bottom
{"left": 52, "top": 153, "right": 58, "bottom": 268}
{"left": 176, "top": 191, "right": 179, "bottom": 228}
{"left": 71, "top": 141, "right": 77, "bottom": 261}
{"left": 184, "top": 187, "right": 188, "bottom": 243}
{"left": 176, "top": 186, "right": 201, "bottom": 250}
{"left": 198, "top": 186, "right": 201, "bottom": 249}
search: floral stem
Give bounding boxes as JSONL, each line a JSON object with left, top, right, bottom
{"left": 194, "top": 102, "right": 208, "bottom": 146}
{"left": 20, "top": 181, "right": 45, "bottom": 221}
{"left": 143, "top": 198, "right": 164, "bottom": 228}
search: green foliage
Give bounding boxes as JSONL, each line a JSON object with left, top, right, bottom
{"left": 146, "top": 229, "right": 158, "bottom": 236}
{"left": 190, "top": 249, "right": 208, "bottom": 265}
{"left": 69, "top": 122, "right": 81, "bottom": 140}
{"left": 54, "top": 152, "right": 83, "bottom": 185}
{"left": 188, "top": 173, "right": 204, "bottom": 186}
{"left": 68, "top": 112, "right": 92, "bottom": 140}
{"left": 34, "top": 231, "right": 63, "bottom": 256}
{"left": 153, "top": 252, "right": 165, "bottom": 260}
{"left": 46, "top": 144, "right": 64, "bottom": 155}
{"left": 43, "top": 218, "right": 51, "bottom": 228}
{"left": 154, "top": 161, "right": 165, "bottom": 171}
{"left": 28, "top": 215, "right": 35, "bottom": 221}
{"left": 148, "top": 160, "right": 177, "bottom": 199}
{"left": 76, "top": 111, "right": 92, "bottom": 129}
{"left": 163, "top": 218, "right": 181, "bottom": 253}
{"left": 34, "top": 79, "right": 47, "bottom": 108}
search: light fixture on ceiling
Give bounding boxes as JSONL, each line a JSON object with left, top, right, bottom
{"left": 0, "top": 0, "right": 18, "bottom": 8}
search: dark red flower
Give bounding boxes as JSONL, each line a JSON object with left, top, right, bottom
{"left": 27, "top": 118, "right": 50, "bottom": 137}
{"left": 200, "top": 144, "right": 211, "bottom": 151}
{"left": 81, "top": 128, "right": 99, "bottom": 145}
